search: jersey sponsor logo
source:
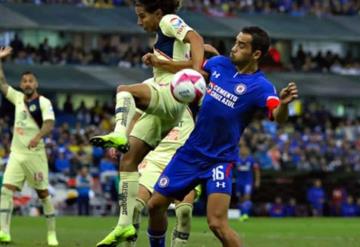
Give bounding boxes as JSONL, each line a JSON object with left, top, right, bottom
{"left": 212, "top": 71, "right": 221, "bottom": 79}
{"left": 208, "top": 82, "right": 239, "bottom": 108}
{"left": 170, "top": 17, "right": 186, "bottom": 35}
{"left": 158, "top": 176, "right": 170, "bottom": 188}
{"left": 216, "top": 181, "right": 226, "bottom": 188}
{"left": 29, "top": 104, "right": 37, "bottom": 112}
{"left": 234, "top": 83, "right": 247, "bottom": 95}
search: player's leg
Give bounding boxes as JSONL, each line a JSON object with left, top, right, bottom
{"left": 36, "top": 189, "right": 58, "bottom": 246}
{"left": 96, "top": 137, "right": 152, "bottom": 247}
{"left": 123, "top": 185, "right": 151, "bottom": 247}
{"left": 90, "top": 82, "right": 152, "bottom": 151}
{"left": 171, "top": 190, "right": 196, "bottom": 247}
{"left": 207, "top": 193, "right": 242, "bottom": 247}
{"left": 0, "top": 153, "right": 25, "bottom": 243}
{"left": 25, "top": 153, "right": 58, "bottom": 246}
{"left": 204, "top": 163, "right": 242, "bottom": 246}
{"left": 239, "top": 190, "right": 252, "bottom": 222}
{"left": 147, "top": 192, "right": 173, "bottom": 247}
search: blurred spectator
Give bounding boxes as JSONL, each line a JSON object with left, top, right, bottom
{"left": 76, "top": 166, "right": 93, "bottom": 215}
{"left": 341, "top": 195, "right": 358, "bottom": 217}
{"left": 269, "top": 197, "right": 286, "bottom": 217}
{"left": 307, "top": 179, "right": 326, "bottom": 216}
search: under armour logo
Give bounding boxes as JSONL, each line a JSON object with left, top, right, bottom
{"left": 212, "top": 71, "right": 221, "bottom": 78}
{"left": 216, "top": 182, "right": 226, "bottom": 188}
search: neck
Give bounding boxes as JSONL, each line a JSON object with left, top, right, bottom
{"left": 236, "top": 61, "right": 258, "bottom": 74}
{"left": 24, "top": 92, "right": 38, "bottom": 101}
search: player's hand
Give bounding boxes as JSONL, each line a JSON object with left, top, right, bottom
{"left": 142, "top": 53, "right": 160, "bottom": 67}
{"left": 204, "top": 44, "right": 220, "bottom": 55}
{"left": 279, "top": 82, "right": 298, "bottom": 105}
{"left": 0, "top": 47, "right": 12, "bottom": 59}
{"left": 108, "top": 147, "right": 119, "bottom": 159}
{"left": 28, "top": 136, "right": 40, "bottom": 149}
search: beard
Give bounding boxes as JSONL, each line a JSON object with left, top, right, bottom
{"left": 23, "top": 88, "right": 35, "bottom": 97}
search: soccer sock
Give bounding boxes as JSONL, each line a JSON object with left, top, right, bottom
{"left": 241, "top": 200, "right": 253, "bottom": 215}
{"left": 117, "top": 172, "right": 140, "bottom": 227}
{"left": 114, "top": 91, "right": 136, "bottom": 133}
{"left": 123, "top": 198, "right": 146, "bottom": 247}
{"left": 171, "top": 203, "right": 192, "bottom": 247}
{"left": 148, "top": 229, "right": 166, "bottom": 247}
{"left": 0, "top": 187, "right": 13, "bottom": 235}
{"left": 41, "top": 196, "right": 56, "bottom": 233}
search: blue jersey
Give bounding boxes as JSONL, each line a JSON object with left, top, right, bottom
{"left": 178, "top": 56, "right": 279, "bottom": 163}
{"left": 235, "top": 156, "right": 258, "bottom": 185}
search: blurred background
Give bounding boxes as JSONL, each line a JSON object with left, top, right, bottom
{"left": 0, "top": 0, "right": 359, "bottom": 219}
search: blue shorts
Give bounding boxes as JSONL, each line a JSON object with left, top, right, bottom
{"left": 236, "top": 183, "right": 253, "bottom": 197}
{"left": 154, "top": 152, "right": 233, "bottom": 201}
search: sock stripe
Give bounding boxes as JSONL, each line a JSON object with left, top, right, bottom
{"left": 173, "top": 230, "right": 189, "bottom": 240}
{"left": 116, "top": 107, "right": 129, "bottom": 114}
{"left": 0, "top": 209, "right": 11, "bottom": 213}
{"left": 45, "top": 214, "right": 55, "bottom": 218}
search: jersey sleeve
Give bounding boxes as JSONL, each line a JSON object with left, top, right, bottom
{"left": 159, "top": 14, "right": 193, "bottom": 41}
{"left": 256, "top": 82, "right": 280, "bottom": 119}
{"left": 40, "top": 97, "right": 55, "bottom": 121}
{"left": 5, "top": 86, "right": 23, "bottom": 104}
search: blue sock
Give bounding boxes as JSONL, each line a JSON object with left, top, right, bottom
{"left": 241, "top": 200, "right": 253, "bottom": 215}
{"left": 147, "top": 229, "right": 166, "bottom": 247}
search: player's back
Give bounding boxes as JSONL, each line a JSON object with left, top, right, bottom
{"left": 178, "top": 56, "right": 279, "bottom": 164}
{"left": 153, "top": 14, "right": 192, "bottom": 84}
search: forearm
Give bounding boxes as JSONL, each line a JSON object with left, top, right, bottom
{"left": 36, "top": 120, "right": 54, "bottom": 139}
{"left": 187, "top": 31, "right": 204, "bottom": 71}
{"left": 272, "top": 102, "right": 289, "bottom": 124}
{"left": 156, "top": 59, "right": 193, "bottom": 74}
{"left": 0, "top": 60, "right": 9, "bottom": 94}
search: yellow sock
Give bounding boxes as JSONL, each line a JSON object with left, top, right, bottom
{"left": 41, "top": 196, "right": 56, "bottom": 233}
{"left": 0, "top": 187, "right": 13, "bottom": 235}
{"left": 117, "top": 172, "right": 140, "bottom": 226}
{"left": 114, "top": 91, "right": 136, "bottom": 133}
{"left": 171, "top": 203, "right": 193, "bottom": 247}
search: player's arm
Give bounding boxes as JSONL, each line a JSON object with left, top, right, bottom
{"left": 0, "top": 47, "right": 12, "bottom": 95}
{"left": 254, "top": 164, "right": 261, "bottom": 188}
{"left": 28, "top": 119, "right": 55, "bottom": 149}
{"left": 142, "top": 43, "right": 218, "bottom": 74}
{"left": 272, "top": 82, "right": 298, "bottom": 124}
{"left": 183, "top": 30, "right": 204, "bottom": 72}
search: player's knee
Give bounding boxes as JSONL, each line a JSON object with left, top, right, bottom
{"left": 36, "top": 189, "right": 49, "bottom": 199}
{"left": 176, "top": 203, "right": 193, "bottom": 226}
{"left": 147, "top": 198, "right": 166, "bottom": 217}
{"left": 208, "top": 217, "right": 227, "bottom": 236}
{"left": 1, "top": 186, "right": 14, "bottom": 197}
{"left": 2, "top": 184, "right": 17, "bottom": 193}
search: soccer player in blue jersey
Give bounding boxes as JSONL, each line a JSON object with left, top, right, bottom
{"left": 234, "top": 142, "right": 260, "bottom": 222}
{"left": 147, "top": 26, "right": 299, "bottom": 247}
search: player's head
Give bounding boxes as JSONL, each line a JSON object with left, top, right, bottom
{"left": 230, "top": 26, "right": 270, "bottom": 67}
{"left": 135, "top": 0, "right": 180, "bottom": 32}
{"left": 19, "top": 71, "right": 38, "bottom": 97}
{"left": 239, "top": 142, "right": 250, "bottom": 157}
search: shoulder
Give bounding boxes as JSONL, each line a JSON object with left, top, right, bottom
{"left": 255, "top": 72, "right": 277, "bottom": 93}
{"left": 204, "top": 55, "right": 232, "bottom": 69}
{"left": 160, "top": 14, "right": 183, "bottom": 28}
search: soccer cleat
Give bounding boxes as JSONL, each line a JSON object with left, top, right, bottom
{"left": 47, "top": 231, "right": 59, "bottom": 246}
{"left": 239, "top": 214, "right": 249, "bottom": 222}
{"left": 0, "top": 231, "right": 11, "bottom": 243}
{"left": 96, "top": 225, "right": 137, "bottom": 247}
{"left": 90, "top": 132, "right": 129, "bottom": 152}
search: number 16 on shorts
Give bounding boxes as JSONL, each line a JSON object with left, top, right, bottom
{"left": 206, "top": 163, "right": 233, "bottom": 195}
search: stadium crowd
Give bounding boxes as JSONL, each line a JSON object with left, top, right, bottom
{"left": 0, "top": 96, "right": 359, "bottom": 216}
{"left": 5, "top": 35, "right": 360, "bottom": 75}
{"left": 2, "top": 0, "right": 360, "bottom": 16}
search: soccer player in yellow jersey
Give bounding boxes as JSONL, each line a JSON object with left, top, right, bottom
{"left": 0, "top": 47, "right": 59, "bottom": 246}
{"left": 91, "top": 0, "right": 205, "bottom": 245}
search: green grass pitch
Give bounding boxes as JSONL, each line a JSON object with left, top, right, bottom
{"left": 5, "top": 216, "right": 360, "bottom": 247}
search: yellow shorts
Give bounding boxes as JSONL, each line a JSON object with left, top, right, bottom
{"left": 3, "top": 151, "right": 49, "bottom": 190}
{"left": 130, "top": 80, "right": 186, "bottom": 148}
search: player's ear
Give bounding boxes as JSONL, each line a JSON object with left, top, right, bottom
{"left": 253, "top": 50, "right": 262, "bottom": 60}
{"left": 154, "top": 8, "right": 163, "bottom": 19}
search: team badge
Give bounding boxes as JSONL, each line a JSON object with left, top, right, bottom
{"left": 29, "top": 104, "right": 37, "bottom": 112}
{"left": 158, "top": 176, "right": 170, "bottom": 188}
{"left": 170, "top": 17, "right": 183, "bottom": 29}
{"left": 235, "top": 83, "right": 247, "bottom": 95}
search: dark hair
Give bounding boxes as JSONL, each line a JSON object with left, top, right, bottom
{"left": 241, "top": 26, "right": 270, "bottom": 59}
{"left": 21, "top": 71, "right": 37, "bottom": 79}
{"left": 135, "top": 0, "right": 180, "bottom": 15}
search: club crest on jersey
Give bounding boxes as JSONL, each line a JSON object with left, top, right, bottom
{"left": 170, "top": 17, "right": 183, "bottom": 29}
{"left": 235, "top": 83, "right": 247, "bottom": 95}
{"left": 29, "top": 104, "right": 37, "bottom": 112}
{"left": 158, "top": 176, "right": 170, "bottom": 188}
